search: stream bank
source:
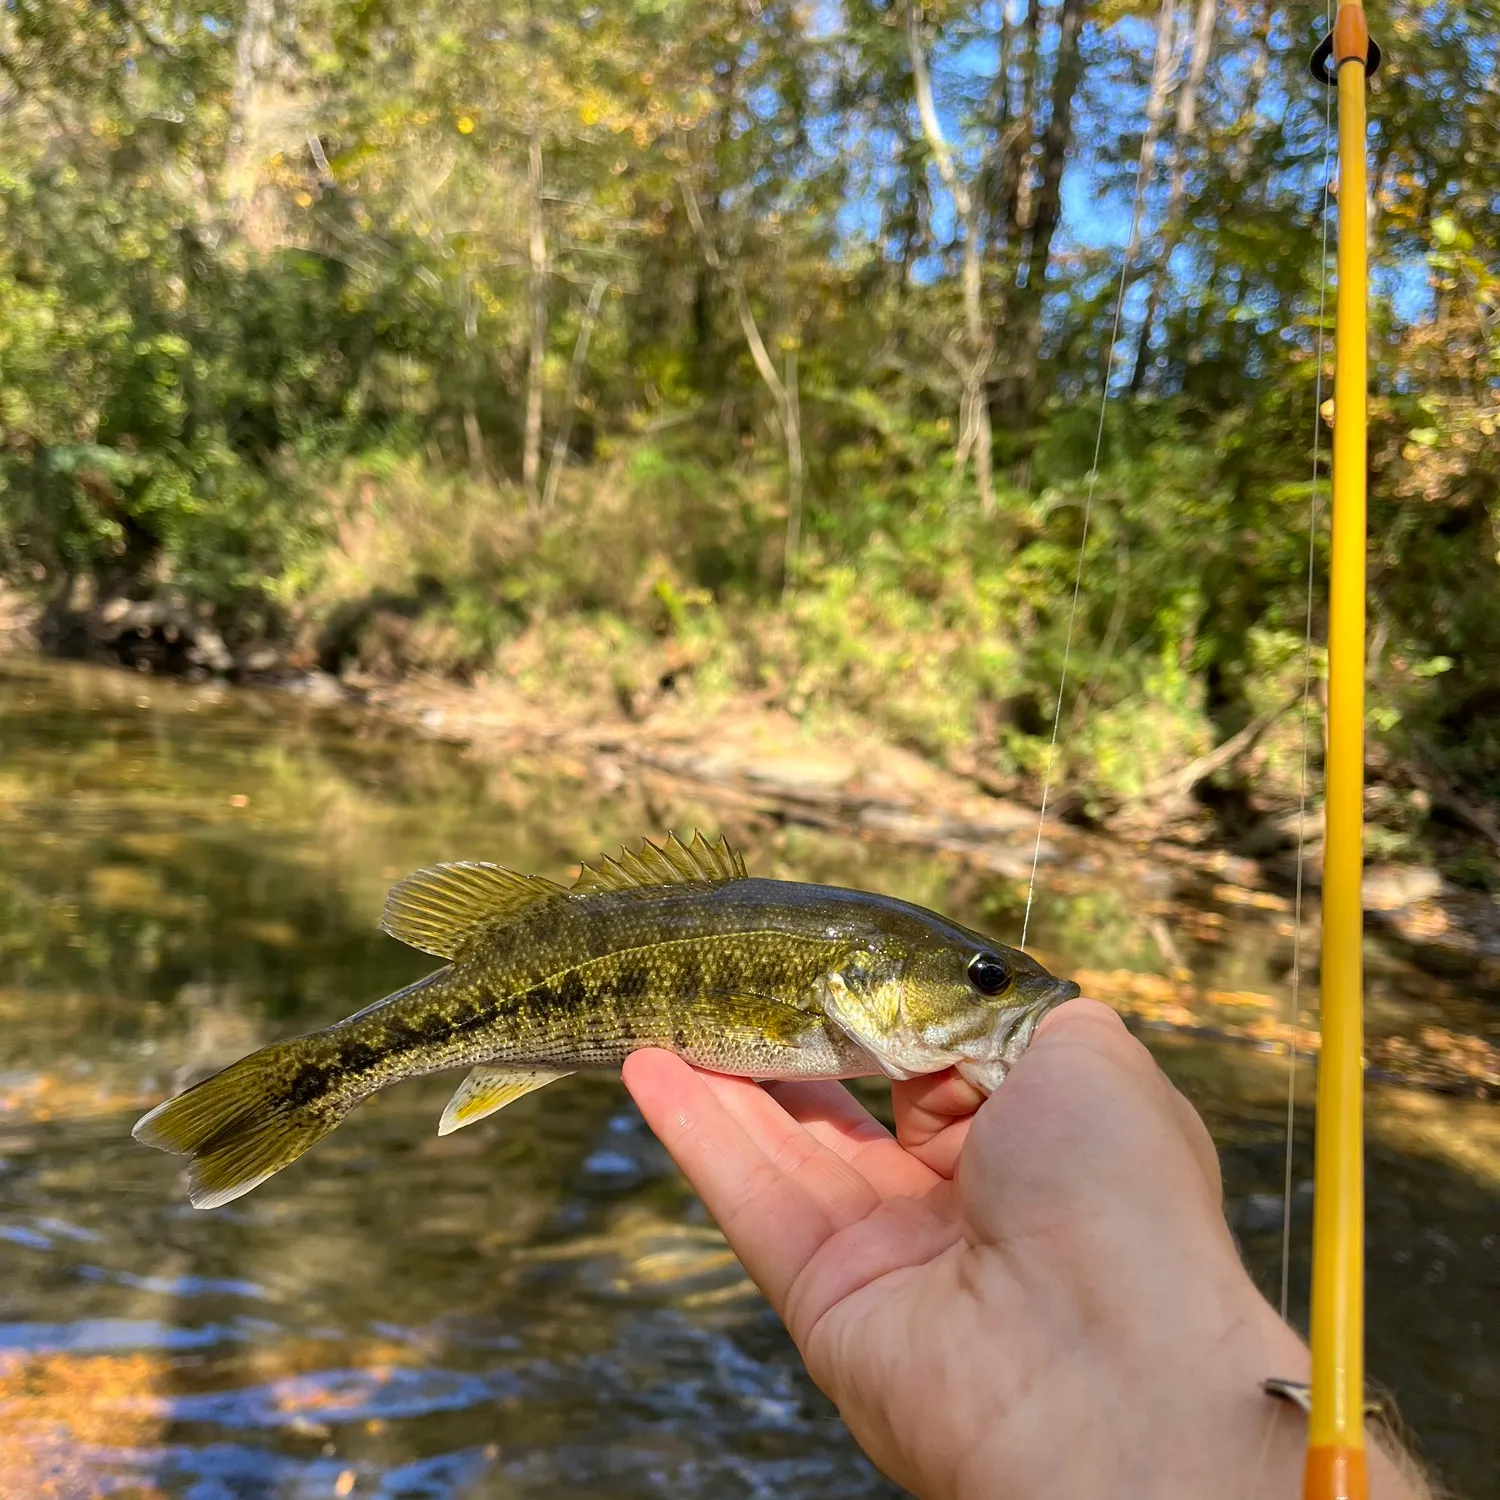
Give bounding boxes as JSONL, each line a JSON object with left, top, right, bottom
{"left": 4, "top": 609, "right": 1498, "bottom": 1096}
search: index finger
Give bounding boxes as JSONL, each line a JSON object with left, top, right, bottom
{"left": 622, "top": 1050, "right": 868, "bottom": 1312}
{"left": 890, "top": 1069, "right": 985, "bottom": 1178}
{"left": 766, "top": 1079, "right": 941, "bottom": 1199}
{"left": 890, "top": 998, "right": 1130, "bottom": 1178}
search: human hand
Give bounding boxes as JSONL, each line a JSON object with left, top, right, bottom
{"left": 623, "top": 999, "right": 1424, "bottom": 1500}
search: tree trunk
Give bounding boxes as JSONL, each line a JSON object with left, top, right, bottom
{"left": 906, "top": 0, "right": 994, "bottom": 513}
{"left": 986, "top": 0, "right": 1040, "bottom": 350}
{"left": 992, "top": 0, "right": 1086, "bottom": 426}
{"left": 225, "top": 0, "right": 275, "bottom": 229}
{"left": 781, "top": 345, "right": 804, "bottom": 599}
{"left": 522, "top": 130, "right": 548, "bottom": 509}
{"left": 461, "top": 282, "right": 487, "bottom": 479}
{"left": 1104, "top": 0, "right": 1177, "bottom": 389}
{"left": 463, "top": 402, "right": 486, "bottom": 479}
{"left": 894, "top": 148, "right": 924, "bottom": 299}
{"left": 1002, "top": 0, "right": 1043, "bottom": 245}
{"left": 542, "top": 277, "right": 607, "bottom": 511}
{"left": 1119, "top": 0, "right": 1179, "bottom": 285}
{"left": 680, "top": 175, "right": 806, "bottom": 584}
{"left": 1130, "top": 0, "right": 1216, "bottom": 393}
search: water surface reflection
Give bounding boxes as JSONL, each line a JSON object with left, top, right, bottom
{"left": 0, "top": 658, "right": 1494, "bottom": 1497}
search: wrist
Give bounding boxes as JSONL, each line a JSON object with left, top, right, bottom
{"left": 946, "top": 1277, "right": 1322, "bottom": 1500}
{"left": 1110, "top": 1288, "right": 1429, "bottom": 1500}
{"left": 927, "top": 1279, "right": 1297, "bottom": 1500}
{"left": 1098, "top": 1285, "right": 1430, "bottom": 1500}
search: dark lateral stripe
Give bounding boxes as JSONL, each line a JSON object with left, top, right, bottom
{"left": 337, "top": 1039, "right": 382, "bottom": 1073}
{"left": 615, "top": 963, "right": 649, "bottom": 1001}
{"left": 375, "top": 993, "right": 498, "bottom": 1057}
{"left": 382, "top": 1012, "right": 434, "bottom": 1048}
{"left": 521, "top": 983, "right": 555, "bottom": 1019}
{"left": 614, "top": 998, "right": 638, "bottom": 1044}
{"left": 284, "top": 1061, "right": 336, "bottom": 1109}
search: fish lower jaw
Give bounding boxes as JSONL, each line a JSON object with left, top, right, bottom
{"left": 833, "top": 990, "right": 1071, "bottom": 1087}
{"left": 864, "top": 1046, "right": 1014, "bottom": 1093}
{"left": 854, "top": 1032, "right": 967, "bottom": 1083}
{"left": 952, "top": 994, "right": 1071, "bottom": 1093}
{"left": 955, "top": 1056, "right": 1012, "bottom": 1094}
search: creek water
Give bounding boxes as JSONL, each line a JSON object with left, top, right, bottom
{"left": 0, "top": 656, "right": 1494, "bottom": 1498}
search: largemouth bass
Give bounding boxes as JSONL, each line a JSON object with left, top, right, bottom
{"left": 134, "top": 832, "right": 1078, "bottom": 1208}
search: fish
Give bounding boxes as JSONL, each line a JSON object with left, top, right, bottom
{"left": 132, "top": 831, "right": 1080, "bottom": 1209}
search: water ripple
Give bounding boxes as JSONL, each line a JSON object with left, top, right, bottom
{"left": 0, "top": 1318, "right": 246, "bottom": 1353}
{"left": 147, "top": 1365, "right": 526, "bottom": 1429}
{"left": 93, "top": 1442, "right": 496, "bottom": 1499}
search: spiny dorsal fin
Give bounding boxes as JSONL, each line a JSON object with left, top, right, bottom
{"left": 381, "top": 862, "right": 570, "bottom": 959}
{"left": 571, "top": 831, "right": 748, "bottom": 896}
{"left": 437, "top": 1066, "right": 572, "bottom": 1135}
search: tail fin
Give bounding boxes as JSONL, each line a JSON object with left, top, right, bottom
{"left": 133, "top": 1039, "right": 352, "bottom": 1209}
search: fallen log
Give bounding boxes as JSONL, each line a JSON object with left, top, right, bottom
{"left": 1134, "top": 692, "right": 1301, "bottom": 807}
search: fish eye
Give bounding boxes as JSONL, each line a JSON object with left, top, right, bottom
{"left": 967, "top": 953, "right": 1011, "bottom": 996}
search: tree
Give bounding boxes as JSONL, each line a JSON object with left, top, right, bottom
{"left": 906, "top": 0, "right": 995, "bottom": 514}
{"left": 3, "top": 0, "right": 1499, "bottom": 820}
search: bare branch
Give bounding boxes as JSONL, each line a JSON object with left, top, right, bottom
{"left": 679, "top": 171, "right": 801, "bottom": 591}
{"left": 1136, "top": 693, "right": 1300, "bottom": 805}
{"left": 679, "top": 174, "right": 787, "bottom": 405}
{"left": 904, "top": 1, "right": 993, "bottom": 513}
{"left": 306, "top": 132, "right": 334, "bottom": 183}
{"left": 523, "top": 129, "right": 548, "bottom": 509}
{"left": 905, "top": 2, "right": 971, "bottom": 220}
{"left": 678, "top": 174, "right": 724, "bottom": 272}
{"left": 542, "top": 276, "right": 608, "bottom": 510}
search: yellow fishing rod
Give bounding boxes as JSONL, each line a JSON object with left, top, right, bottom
{"left": 1303, "top": 5, "right": 1379, "bottom": 1497}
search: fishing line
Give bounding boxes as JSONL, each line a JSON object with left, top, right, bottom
{"left": 1020, "top": 1, "right": 1169, "bottom": 951}
{"left": 1280, "top": 0, "right": 1338, "bottom": 1332}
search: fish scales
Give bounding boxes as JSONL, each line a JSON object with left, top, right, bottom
{"left": 132, "top": 832, "right": 1079, "bottom": 1208}
{"left": 342, "top": 930, "right": 841, "bottom": 1073}
{"left": 371, "top": 882, "right": 850, "bottom": 1072}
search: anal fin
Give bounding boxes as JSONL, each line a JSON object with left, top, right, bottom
{"left": 437, "top": 1066, "right": 572, "bottom": 1136}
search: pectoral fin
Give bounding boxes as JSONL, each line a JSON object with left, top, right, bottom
{"left": 437, "top": 1066, "right": 572, "bottom": 1136}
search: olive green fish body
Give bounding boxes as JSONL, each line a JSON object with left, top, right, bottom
{"left": 133, "top": 834, "right": 1078, "bottom": 1208}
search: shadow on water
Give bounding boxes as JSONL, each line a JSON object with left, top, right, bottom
{"left": 0, "top": 656, "right": 1494, "bottom": 1498}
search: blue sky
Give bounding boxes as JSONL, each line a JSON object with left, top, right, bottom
{"left": 824, "top": 2, "right": 1435, "bottom": 333}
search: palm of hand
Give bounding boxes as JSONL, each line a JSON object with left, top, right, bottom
{"left": 623, "top": 1001, "right": 1259, "bottom": 1500}
{"left": 623, "top": 1049, "right": 986, "bottom": 1495}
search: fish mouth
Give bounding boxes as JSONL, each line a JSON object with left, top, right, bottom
{"left": 1000, "top": 975, "right": 1082, "bottom": 1060}
{"left": 1023, "top": 974, "right": 1082, "bottom": 1009}
{"left": 952, "top": 975, "right": 1082, "bottom": 1094}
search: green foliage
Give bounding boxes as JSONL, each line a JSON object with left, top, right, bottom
{"left": 0, "top": 0, "right": 1497, "bottom": 828}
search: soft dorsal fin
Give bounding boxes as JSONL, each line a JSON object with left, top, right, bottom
{"left": 382, "top": 834, "right": 746, "bottom": 956}
{"left": 571, "top": 831, "right": 748, "bottom": 895}
{"left": 381, "top": 862, "right": 569, "bottom": 958}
